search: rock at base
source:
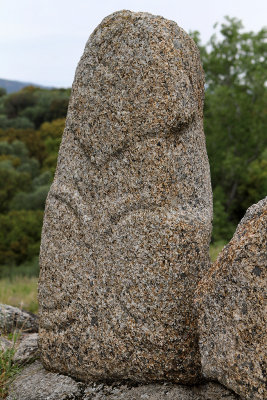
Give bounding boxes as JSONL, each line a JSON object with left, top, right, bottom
{"left": 7, "top": 361, "right": 240, "bottom": 400}
{"left": 195, "top": 197, "right": 267, "bottom": 400}
{"left": 0, "top": 304, "right": 38, "bottom": 333}
{"left": 7, "top": 361, "right": 84, "bottom": 400}
{"left": 13, "top": 333, "right": 39, "bottom": 365}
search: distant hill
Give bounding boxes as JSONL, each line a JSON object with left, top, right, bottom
{"left": 0, "top": 78, "right": 52, "bottom": 93}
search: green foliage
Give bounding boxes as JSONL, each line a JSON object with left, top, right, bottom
{"left": 0, "top": 128, "right": 46, "bottom": 164}
{"left": 0, "top": 331, "right": 21, "bottom": 398}
{"left": 239, "top": 149, "right": 267, "bottom": 210}
{"left": 8, "top": 169, "right": 52, "bottom": 212}
{"left": 0, "top": 86, "right": 70, "bottom": 129}
{"left": 0, "top": 90, "right": 66, "bottom": 271}
{"left": 38, "top": 119, "right": 64, "bottom": 174}
{"left": 0, "top": 167, "right": 30, "bottom": 212}
{"left": 32, "top": 170, "right": 52, "bottom": 188}
{"left": 38, "top": 118, "right": 65, "bottom": 140}
{"left": 0, "top": 257, "right": 39, "bottom": 279}
{"left": 0, "top": 88, "right": 7, "bottom": 97}
{"left": 195, "top": 17, "right": 267, "bottom": 240}
{"left": 0, "top": 141, "right": 41, "bottom": 213}
{"left": 0, "top": 115, "right": 34, "bottom": 129}
{"left": 209, "top": 241, "right": 227, "bottom": 263}
{"left": 0, "top": 165, "right": 31, "bottom": 214}
{"left": 0, "top": 210, "right": 43, "bottom": 265}
{"left": 10, "top": 184, "right": 50, "bottom": 211}
{"left": 212, "top": 187, "right": 235, "bottom": 242}
{"left": 0, "top": 276, "right": 38, "bottom": 313}
{"left": 3, "top": 86, "right": 36, "bottom": 119}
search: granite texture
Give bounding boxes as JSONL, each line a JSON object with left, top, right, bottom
{"left": 7, "top": 361, "right": 84, "bottom": 400}
{"left": 7, "top": 361, "right": 240, "bottom": 400}
{"left": 0, "top": 303, "right": 38, "bottom": 333}
{"left": 13, "top": 333, "right": 39, "bottom": 365}
{"left": 38, "top": 10, "right": 212, "bottom": 383}
{"left": 195, "top": 197, "right": 267, "bottom": 400}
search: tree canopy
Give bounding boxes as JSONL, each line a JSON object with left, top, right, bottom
{"left": 192, "top": 17, "right": 267, "bottom": 241}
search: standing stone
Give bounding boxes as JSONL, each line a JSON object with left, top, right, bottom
{"left": 195, "top": 197, "right": 267, "bottom": 400}
{"left": 38, "top": 10, "right": 212, "bottom": 383}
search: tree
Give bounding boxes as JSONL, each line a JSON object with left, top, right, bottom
{"left": 0, "top": 141, "right": 40, "bottom": 212}
{"left": 38, "top": 118, "right": 65, "bottom": 173}
{"left": 10, "top": 171, "right": 52, "bottom": 211}
{"left": 38, "top": 118, "right": 65, "bottom": 140}
{"left": 238, "top": 149, "right": 267, "bottom": 210}
{"left": 193, "top": 18, "right": 267, "bottom": 240}
{"left": 0, "top": 87, "right": 70, "bottom": 129}
{"left": 0, "top": 210, "right": 43, "bottom": 265}
{"left": 0, "top": 163, "right": 31, "bottom": 213}
{"left": 0, "top": 128, "right": 46, "bottom": 164}
{"left": 20, "top": 88, "right": 70, "bottom": 127}
{"left": 3, "top": 86, "right": 36, "bottom": 119}
{"left": 0, "top": 88, "right": 7, "bottom": 97}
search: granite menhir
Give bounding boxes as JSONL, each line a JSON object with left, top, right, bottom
{"left": 38, "top": 10, "right": 212, "bottom": 383}
{"left": 195, "top": 197, "right": 267, "bottom": 400}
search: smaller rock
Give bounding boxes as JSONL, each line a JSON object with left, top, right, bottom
{"left": 7, "top": 361, "right": 84, "bottom": 400}
{"left": 7, "top": 360, "right": 241, "bottom": 400}
{"left": 0, "top": 304, "right": 38, "bottom": 333}
{"left": 13, "top": 333, "right": 39, "bottom": 365}
{"left": 103, "top": 382, "right": 240, "bottom": 399}
{"left": 195, "top": 197, "right": 267, "bottom": 400}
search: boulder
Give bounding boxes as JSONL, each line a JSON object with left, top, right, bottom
{"left": 13, "top": 333, "right": 39, "bottom": 365}
{"left": 7, "top": 361, "right": 84, "bottom": 400}
{"left": 195, "top": 197, "right": 267, "bottom": 400}
{"left": 38, "top": 10, "right": 212, "bottom": 383}
{"left": 0, "top": 304, "right": 38, "bottom": 333}
{"left": 7, "top": 361, "right": 240, "bottom": 400}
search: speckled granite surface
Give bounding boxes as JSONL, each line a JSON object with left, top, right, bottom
{"left": 38, "top": 10, "right": 212, "bottom": 383}
{"left": 195, "top": 197, "right": 267, "bottom": 400}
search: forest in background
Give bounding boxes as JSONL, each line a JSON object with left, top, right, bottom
{"left": 0, "top": 17, "right": 266, "bottom": 279}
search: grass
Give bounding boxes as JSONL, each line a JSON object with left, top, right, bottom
{"left": 0, "top": 276, "right": 38, "bottom": 314}
{"left": 0, "top": 260, "right": 38, "bottom": 396}
{"left": 0, "top": 257, "right": 39, "bottom": 314}
{"left": 0, "top": 257, "right": 39, "bottom": 280}
{"left": 209, "top": 241, "right": 227, "bottom": 262}
{"left": 0, "top": 331, "right": 21, "bottom": 398}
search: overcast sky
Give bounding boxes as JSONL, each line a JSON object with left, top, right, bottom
{"left": 1, "top": 0, "right": 266, "bottom": 87}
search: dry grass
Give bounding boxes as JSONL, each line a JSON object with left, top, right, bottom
{"left": 0, "top": 331, "right": 21, "bottom": 398}
{"left": 0, "top": 276, "right": 37, "bottom": 395}
{"left": 0, "top": 276, "right": 38, "bottom": 314}
{"left": 209, "top": 241, "right": 227, "bottom": 263}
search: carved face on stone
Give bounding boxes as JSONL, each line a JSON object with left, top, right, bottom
{"left": 38, "top": 10, "right": 212, "bottom": 384}
{"left": 68, "top": 11, "right": 204, "bottom": 165}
